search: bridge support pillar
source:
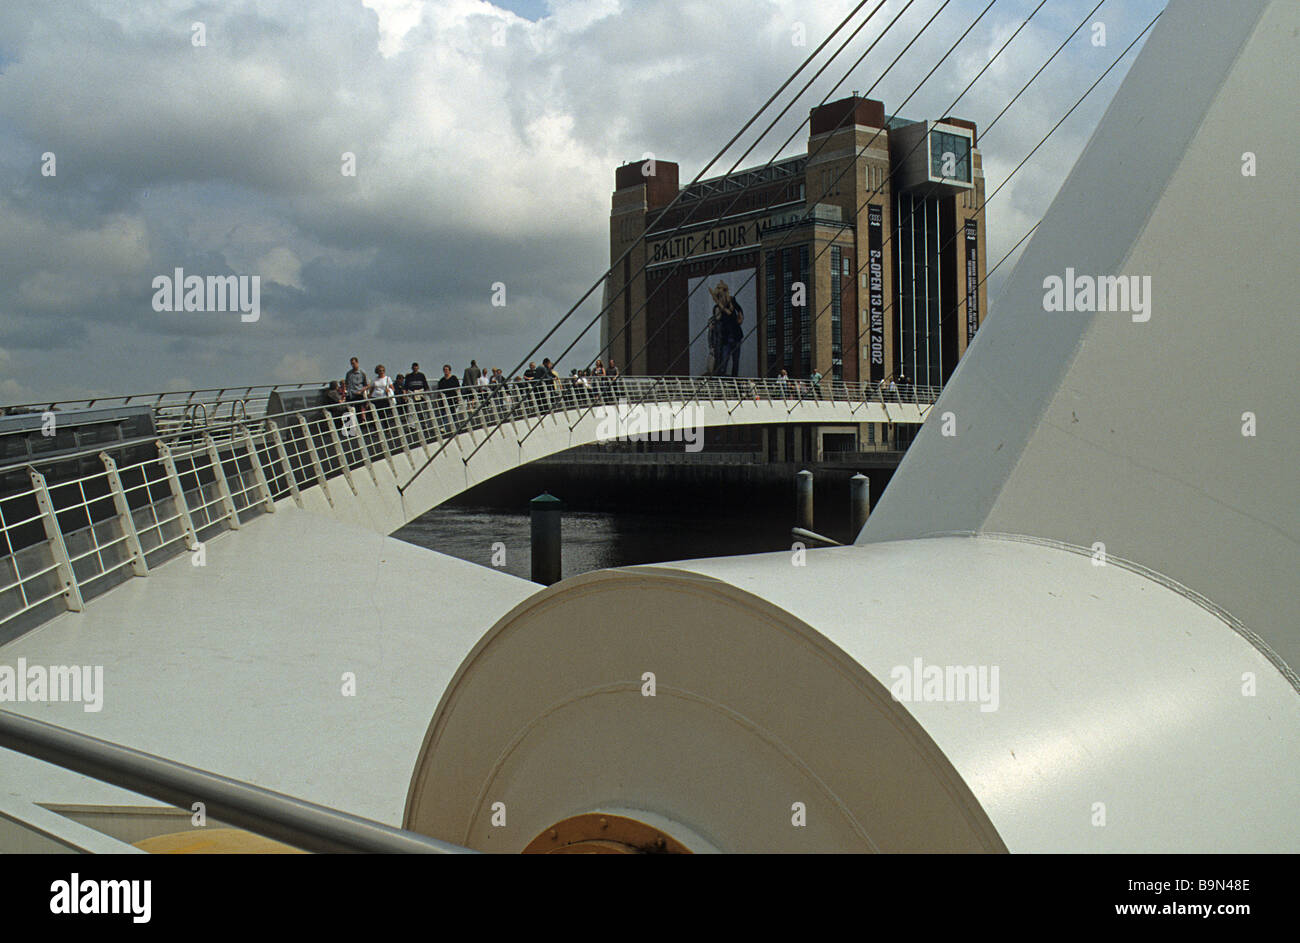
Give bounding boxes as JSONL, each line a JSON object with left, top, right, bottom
{"left": 850, "top": 473, "right": 870, "bottom": 540}
{"left": 530, "top": 493, "right": 563, "bottom": 586}
{"left": 795, "top": 469, "right": 813, "bottom": 533}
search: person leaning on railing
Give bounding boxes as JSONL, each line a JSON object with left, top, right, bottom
{"left": 324, "top": 380, "right": 349, "bottom": 435}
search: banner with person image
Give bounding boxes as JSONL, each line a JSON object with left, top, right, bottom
{"left": 687, "top": 268, "right": 758, "bottom": 377}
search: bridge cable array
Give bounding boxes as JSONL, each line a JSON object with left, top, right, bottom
{"left": 727, "top": 1, "right": 1163, "bottom": 383}
{"left": 624, "top": 1, "right": 1159, "bottom": 411}
{"left": 647, "top": 0, "right": 1093, "bottom": 380}
{"left": 501, "top": 0, "right": 1008, "bottom": 457}
{"left": 398, "top": 0, "right": 892, "bottom": 491}
{"left": 402, "top": 0, "right": 1160, "bottom": 493}
{"left": 418, "top": 0, "right": 961, "bottom": 478}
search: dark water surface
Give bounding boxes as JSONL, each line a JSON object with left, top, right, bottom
{"left": 394, "top": 501, "right": 798, "bottom": 582}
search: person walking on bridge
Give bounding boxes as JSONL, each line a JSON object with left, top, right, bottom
{"left": 437, "top": 364, "right": 459, "bottom": 431}
{"left": 345, "top": 357, "right": 367, "bottom": 404}
{"left": 404, "top": 363, "right": 429, "bottom": 395}
{"left": 369, "top": 364, "right": 396, "bottom": 438}
{"left": 606, "top": 357, "right": 622, "bottom": 401}
{"left": 344, "top": 356, "right": 371, "bottom": 433}
{"left": 539, "top": 358, "right": 558, "bottom": 412}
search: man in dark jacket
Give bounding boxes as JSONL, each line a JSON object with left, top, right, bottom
{"left": 404, "top": 363, "right": 429, "bottom": 393}
{"left": 436, "top": 364, "right": 460, "bottom": 430}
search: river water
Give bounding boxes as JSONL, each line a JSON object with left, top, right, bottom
{"left": 393, "top": 500, "right": 797, "bottom": 582}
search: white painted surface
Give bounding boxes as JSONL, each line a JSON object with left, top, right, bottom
{"left": 0, "top": 507, "right": 537, "bottom": 827}
{"left": 859, "top": 0, "right": 1300, "bottom": 678}
{"left": 406, "top": 537, "right": 1300, "bottom": 852}
{"left": 329, "top": 397, "right": 928, "bottom": 535}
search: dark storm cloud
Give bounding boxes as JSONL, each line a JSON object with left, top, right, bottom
{"left": 0, "top": 0, "right": 1163, "bottom": 402}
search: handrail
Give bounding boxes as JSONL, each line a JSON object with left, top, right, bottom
{"left": 0, "top": 374, "right": 938, "bottom": 634}
{"left": 0, "top": 376, "right": 941, "bottom": 477}
{"left": 0, "top": 380, "right": 327, "bottom": 420}
{"left": 0, "top": 709, "right": 472, "bottom": 854}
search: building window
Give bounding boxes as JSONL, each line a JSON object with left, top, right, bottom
{"left": 830, "top": 245, "right": 843, "bottom": 380}
{"left": 930, "top": 130, "right": 972, "bottom": 183}
{"left": 798, "top": 245, "right": 810, "bottom": 376}
{"left": 765, "top": 253, "right": 778, "bottom": 374}
{"left": 782, "top": 248, "right": 793, "bottom": 370}
{"left": 893, "top": 191, "right": 949, "bottom": 387}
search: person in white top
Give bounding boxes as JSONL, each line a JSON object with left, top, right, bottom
{"left": 370, "top": 364, "right": 396, "bottom": 435}
{"left": 369, "top": 364, "right": 395, "bottom": 397}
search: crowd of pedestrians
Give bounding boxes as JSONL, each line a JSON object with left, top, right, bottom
{"left": 323, "top": 354, "right": 625, "bottom": 438}
{"left": 321, "top": 354, "right": 915, "bottom": 446}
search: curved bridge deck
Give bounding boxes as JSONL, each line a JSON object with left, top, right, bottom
{"left": 0, "top": 376, "right": 936, "bottom": 634}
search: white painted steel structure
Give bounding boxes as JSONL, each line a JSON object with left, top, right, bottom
{"left": 0, "top": 376, "right": 925, "bottom": 636}
{"left": 0, "top": 375, "right": 914, "bottom": 851}
{"left": 5, "top": 0, "right": 1295, "bottom": 855}
{"left": 404, "top": 0, "right": 1300, "bottom": 853}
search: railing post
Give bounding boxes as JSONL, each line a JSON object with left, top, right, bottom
{"left": 389, "top": 401, "right": 417, "bottom": 470}
{"left": 323, "top": 410, "right": 358, "bottom": 495}
{"left": 27, "top": 467, "right": 84, "bottom": 612}
{"left": 295, "top": 416, "right": 333, "bottom": 507}
{"left": 426, "top": 395, "right": 445, "bottom": 445}
{"left": 346, "top": 408, "right": 377, "bottom": 484}
{"left": 370, "top": 408, "right": 398, "bottom": 476}
{"left": 203, "top": 434, "right": 241, "bottom": 530}
{"left": 156, "top": 441, "right": 201, "bottom": 550}
{"left": 99, "top": 454, "right": 149, "bottom": 576}
{"left": 238, "top": 425, "right": 277, "bottom": 513}
{"left": 406, "top": 397, "right": 431, "bottom": 459}
{"left": 266, "top": 422, "right": 303, "bottom": 508}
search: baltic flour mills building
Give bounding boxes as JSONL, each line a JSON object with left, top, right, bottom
{"left": 602, "top": 95, "right": 989, "bottom": 457}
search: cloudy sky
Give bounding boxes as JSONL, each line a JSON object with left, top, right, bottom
{"left": 0, "top": 0, "right": 1164, "bottom": 403}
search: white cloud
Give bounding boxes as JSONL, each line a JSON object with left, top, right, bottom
{"left": 257, "top": 246, "right": 305, "bottom": 290}
{"left": 0, "top": 0, "right": 1163, "bottom": 402}
{"left": 271, "top": 351, "right": 326, "bottom": 382}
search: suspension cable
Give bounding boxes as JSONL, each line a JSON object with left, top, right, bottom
{"left": 782, "top": 5, "right": 1162, "bottom": 384}
{"left": 495, "top": 0, "right": 967, "bottom": 457}
{"left": 399, "top": 0, "right": 889, "bottom": 490}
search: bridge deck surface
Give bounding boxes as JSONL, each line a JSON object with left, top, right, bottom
{"left": 0, "top": 507, "right": 536, "bottom": 825}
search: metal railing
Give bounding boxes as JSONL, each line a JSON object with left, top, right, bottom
{"left": 0, "top": 381, "right": 328, "bottom": 431}
{"left": 0, "top": 375, "right": 938, "bottom": 634}
{"left": 0, "top": 709, "right": 470, "bottom": 853}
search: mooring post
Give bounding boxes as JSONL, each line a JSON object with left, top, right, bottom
{"left": 795, "top": 469, "right": 814, "bottom": 533}
{"left": 530, "top": 492, "right": 563, "bottom": 586}
{"left": 850, "top": 473, "right": 870, "bottom": 540}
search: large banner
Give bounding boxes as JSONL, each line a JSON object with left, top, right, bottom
{"left": 688, "top": 268, "right": 758, "bottom": 377}
{"left": 965, "top": 218, "right": 979, "bottom": 344}
{"left": 868, "top": 204, "right": 885, "bottom": 382}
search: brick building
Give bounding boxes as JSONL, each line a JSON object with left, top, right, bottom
{"left": 601, "top": 95, "right": 989, "bottom": 457}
